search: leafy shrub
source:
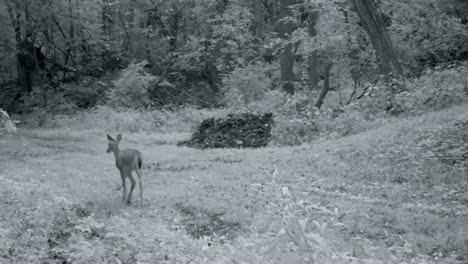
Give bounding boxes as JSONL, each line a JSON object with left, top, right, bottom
{"left": 63, "top": 80, "right": 111, "bottom": 109}
{"left": 272, "top": 116, "right": 319, "bottom": 146}
{"left": 106, "top": 61, "right": 156, "bottom": 108}
{"left": 422, "top": 119, "right": 468, "bottom": 169}
{"left": 271, "top": 64, "right": 468, "bottom": 146}
{"left": 222, "top": 62, "right": 274, "bottom": 108}
{"left": 210, "top": 5, "right": 256, "bottom": 73}
{"left": 388, "top": 0, "right": 468, "bottom": 68}
{"left": 47, "top": 203, "right": 108, "bottom": 262}
{"left": 389, "top": 91, "right": 418, "bottom": 115}
{"left": 3, "top": 205, "right": 49, "bottom": 259}
{"left": 0, "top": 109, "right": 17, "bottom": 136}
{"left": 271, "top": 105, "right": 388, "bottom": 146}
{"left": 319, "top": 109, "right": 385, "bottom": 137}
{"left": 22, "top": 87, "right": 78, "bottom": 115}
{"left": 412, "top": 65, "right": 468, "bottom": 110}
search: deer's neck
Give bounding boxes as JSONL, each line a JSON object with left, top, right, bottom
{"left": 112, "top": 147, "right": 120, "bottom": 163}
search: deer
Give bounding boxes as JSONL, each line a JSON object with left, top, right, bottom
{"left": 106, "top": 134, "right": 143, "bottom": 206}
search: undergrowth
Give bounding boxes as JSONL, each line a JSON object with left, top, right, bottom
{"left": 15, "top": 63, "right": 468, "bottom": 147}
{"left": 2, "top": 104, "right": 468, "bottom": 263}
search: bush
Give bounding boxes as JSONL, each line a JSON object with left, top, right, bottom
{"left": 0, "top": 109, "right": 17, "bottom": 136}
{"left": 412, "top": 65, "right": 468, "bottom": 110}
{"left": 270, "top": 64, "right": 468, "bottom": 146}
{"left": 3, "top": 205, "right": 49, "bottom": 259}
{"left": 272, "top": 116, "right": 319, "bottom": 145}
{"left": 105, "top": 61, "right": 157, "bottom": 108}
{"left": 422, "top": 119, "right": 468, "bottom": 169}
{"left": 63, "top": 79, "right": 111, "bottom": 109}
{"left": 46, "top": 203, "right": 108, "bottom": 262}
{"left": 22, "top": 87, "right": 78, "bottom": 115}
{"left": 222, "top": 62, "right": 274, "bottom": 108}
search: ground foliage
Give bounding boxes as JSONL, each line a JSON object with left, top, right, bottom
{"left": 0, "top": 109, "right": 16, "bottom": 137}
{"left": 1, "top": 1, "right": 468, "bottom": 262}
{"left": 1, "top": 104, "right": 468, "bottom": 263}
{"left": 424, "top": 119, "right": 468, "bottom": 169}
{"left": 0, "top": 82, "right": 20, "bottom": 112}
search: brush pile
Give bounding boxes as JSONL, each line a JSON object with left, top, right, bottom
{"left": 179, "top": 113, "right": 273, "bottom": 149}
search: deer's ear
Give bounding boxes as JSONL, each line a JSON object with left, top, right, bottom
{"left": 117, "top": 134, "right": 122, "bottom": 142}
{"left": 107, "top": 134, "right": 114, "bottom": 141}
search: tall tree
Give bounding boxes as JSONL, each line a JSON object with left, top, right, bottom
{"left": 101, "top": 0, "right": 115, "bottom": 38}
{"left": 303, "top": 6, "right": 319, "bottom": 91}
{"left": 314, "top": 63, "right": 333, "bottom": 109}
{"left": 350, "top": 0, "right": 403, "bottom": 81}
{"left": 4, "top": 0, "right": 38, "bottom": 94}
{"left": 276, "top": 0, "right": 299, "bottom": 95}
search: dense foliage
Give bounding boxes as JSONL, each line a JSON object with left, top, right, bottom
{"left": 1, "top": 1, "right": 468, "bottom": 263}
{"left": 0, "top": 0, "right": 467, "bottom": 111}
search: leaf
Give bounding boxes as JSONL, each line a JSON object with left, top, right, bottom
{"left": 281, "top": 186, "right": 291, "bottom": 196}
{"left": 277, "top": 227, "right": 286, "bottom": 236}
{"left": 333, "top": 223, "right": 347, "bottom": 228}
{"left": 306, "top": 204, "right": 335, "bottom": 215}
{"left": 269, "top": 219, "right": 282, "bottom": 232}
{"left": 105, "top": 232, "right": 130, "bottom": 241}
{"left": 298, "top": 219, "right": 308, "bottom": 231}
{"left": 312, "top": 220, "right": 328, "bottom": 233}
{"left": 306, "top": 232, "right": 328, "bottom": 250}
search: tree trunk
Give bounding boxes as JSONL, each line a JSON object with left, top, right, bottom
{"left": 315, "top": 63, "right": 333, "bottom": 109}
{"left": 8, "top": 1, "right": 39, "bottom": 95}
{"left": 5, "top": 0, "right": 27, "bottom": 94}
{"left": 67, "top": 0, "right": 74, "bottom": 61}
{"left": 252, "top": 0, "right": 264, "bottom": 38}
{"left": 101, "top": 0, "right": 115, "bottom": 38}
{"left": 168, "top": 5, "right": 181, "bottom": 52}
{"left": 121, "top": 0, "right": 136, "bottom": 55}
{"left": 350, "top": 0, "right": 403, "bottom": 81}
{"left": 280, "top": 43, "right": 295, "bottom": 95}
{"left": 277, "top": 0, "right": 299, "bottom": 95}
{"left": 306, "top": 9, "right": 320, "bottom": 91}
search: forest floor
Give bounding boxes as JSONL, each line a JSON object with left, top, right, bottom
{"left": 1, "top": 104, "right": 468, "bottom": 264}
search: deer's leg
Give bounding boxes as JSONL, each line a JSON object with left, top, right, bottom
{"left": 127, "top": 173, "right": 136, "bottom": 205}
{"left": 120, "top": 170, "right": 127, "bottom": 203}
{"left": 136, "top": 168, "right": 143, "bottom": 206}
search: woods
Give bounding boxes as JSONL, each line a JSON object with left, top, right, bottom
{"left": 1, "top": 0, "right": 468, "bottom": 263}
{"left": 1, "top": 0, "right": 466, "bottom": 112}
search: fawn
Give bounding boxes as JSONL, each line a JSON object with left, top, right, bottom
{"left": 106, "top": 134, "right": 143, "bottom": 206}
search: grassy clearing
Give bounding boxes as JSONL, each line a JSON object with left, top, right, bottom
{"left": 1, "top": 104, "right": 468, "bottom": 263}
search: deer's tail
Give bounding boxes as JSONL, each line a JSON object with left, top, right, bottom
{"left": 138, "top": 155, "right": 143, "bottom": 170}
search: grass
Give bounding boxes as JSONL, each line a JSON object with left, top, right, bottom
{"left": 1, "top": 104, "right": 468, "bottom": 263}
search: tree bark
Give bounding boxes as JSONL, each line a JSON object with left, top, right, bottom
{"left": 305, "top": 9, "right": 319, "bottom": 91}
{"left": 101, "top": 0, "right": 115, "bottom": 38}
{"left": 252, "top": 0, "right": 264, "bottom": 38}
{"left": 277, "top": 0, "right": 299, "bottom": 95}
{"left": 67, "top": 0, "right": 77, "bottom": 68}
{"left": 350, "top": 0, "right": 403, "bottom": 81}
{"left": 168, "top": 5, "right": 181, "bottom": 52}
{"left": 5, "top": 0, "right": 36, "bottom": 94}
{"left": 280, "top": 43, "right": 294, "bottom": 95}
{"left": 315, "top": 63, "right": 333, "bottom": 109}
